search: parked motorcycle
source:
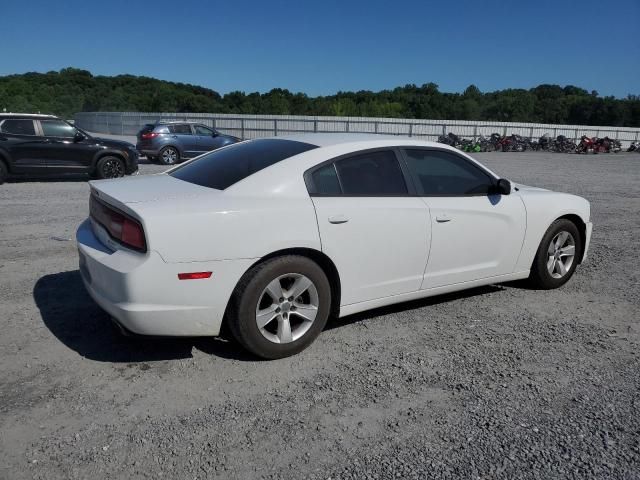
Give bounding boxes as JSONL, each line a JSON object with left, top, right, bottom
{"left": 576, "top": 135, "right": 595, "bottom": 154}
{"left": 628, "top": 141, "right": 640, "bottom": 152}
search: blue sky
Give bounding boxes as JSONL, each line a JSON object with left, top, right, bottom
{"left": 1, "top": 0, "right": 638, "bottom": 97}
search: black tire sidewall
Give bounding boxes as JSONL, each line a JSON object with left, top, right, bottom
{"left": 229, "top": 256, "right": 331, "bottom": 359}
{"left": 0, "top": 161, "right": 7, "bottom": 184}
{"left": 530, "top": 219, "right": 582, "bottom": 289}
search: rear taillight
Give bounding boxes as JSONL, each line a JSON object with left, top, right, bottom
{"left": 90, "top": 195, "right": 147, "bottom": 252}
{"left": 141, "top": 132, "right": 159, "bottom": 140}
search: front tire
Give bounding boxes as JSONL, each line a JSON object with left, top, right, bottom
{"left": 227, "top": 255, "right": 331, "bottom": 359}
{"left": 159, "top": 146, "right": 180, "bottom": 165}
{"left": 95, "top": 156, "right": 125, "bottom": 179}
{"left": 528, "top": 219, "right": 582, "bottom": 289}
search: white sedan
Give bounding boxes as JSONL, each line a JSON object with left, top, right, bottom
{"left": 76, "top": 134, "right": 592, "bottom": 358}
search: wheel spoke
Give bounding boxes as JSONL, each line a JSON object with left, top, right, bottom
{"left": 264, "top": 278, "right": 284, "bottom": 302}
{"left": 256, "top": 305, "right": 278, "bottom": 329}
{"left": 287, "top": 276, "right": 312, "bottom": 299}
{"left": 277, "top": 316, "right": 293, "bottom": 343}
{"left": 556, "top": 231, "right": 569, "bottom": 249}
{"left": 547, "top": 242, "right": 556, "bottom": 255}
{"left": 559, "top": 245, "right": 575, "bottom": 257}
{"left": 556, "top": 259, "right": 568, "bottom": 276}
{"left": 547, "top": 256, "right": 556, "bottom": 273}
{"left": 293, "top": 302, "right": 318, "bottom": 322}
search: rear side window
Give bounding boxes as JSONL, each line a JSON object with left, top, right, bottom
{"left": 170, "top": 139, "right": 318, "bottom": 190}
{"left": 403, "top": 149, "right": 493, "bottom": 195}
{"left": 0, "top": 119, "right": 36, "bottom": 135}
{"left": 310, "top": 164, "right": 342, "bottom": 195}
{"left": 335, "top": 150, "right": 407, "bottom": 195}
{"left": 168, "top": 124, "right": 192, "bottom": 135}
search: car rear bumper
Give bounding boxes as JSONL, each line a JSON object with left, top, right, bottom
{"left": 76, "top": 219, "right": 254, "bottom": 336}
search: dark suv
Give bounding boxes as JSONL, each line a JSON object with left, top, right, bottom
{"left": 136, "top": 121, "right": 240, "bottom": 165}
{"left": 0, "top": 114, "right": 138, "bottom": 184}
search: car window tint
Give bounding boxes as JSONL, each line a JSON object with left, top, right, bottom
{"left": 0, "top": 119, "right": 36, "bottom": 135}
{"left": 169, "top": 124, "right": 192, "bottom": 135}
{"left": 403, "top": 149, "right": 493, "bottom": 195}
{"left": 194, "top": 125, "right": 213, "bottom": 135}
{"left": 170, "top": 139, "right": 318, "bottom": 190}
{"left": 40, "top": 120, "right": 76, "bottom": 138}
{"left": 311, "top": 163, "right": 342, "bottom": 194}
{"left": 335, "top": 150, "right": 407, "bottom": 195}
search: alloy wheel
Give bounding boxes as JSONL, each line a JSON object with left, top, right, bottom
{"left": 546, "top": 231, "right": 576, "bottom": 279}
{"left": 102, "top": 158, "right": 124, "bottom": 178}
{"left": 255, "top": 273, "right": 319, "bottom": 344}
{"left": 161, "top": 148, "right": 178, "bottom": 164}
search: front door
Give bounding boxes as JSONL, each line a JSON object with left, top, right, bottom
{"left": 309, "top": 149, "right": 431, "bottom": 306}
{"left": 193, "top": 124, "right": 225, "bottom": 154}
{"left": 400, "top": 148, "right": 526, "bottom": 289}
{"left": 38, "top": 119, "right": 95, "bottom": 173}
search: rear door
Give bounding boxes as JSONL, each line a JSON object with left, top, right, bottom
{"left": 308, "top": 149, "right": 431, "bottom": 306}
{"left": 193, "top": 124, "right": 226, "bottom": 154}
{"left": 401, "top": 148, "right": 526, "bottom": 289}
{"left": 168, "top": 124, "right": 199, "bottom": 158}
{"left": 0, "top": 118, "right": 48, "bottom": 173}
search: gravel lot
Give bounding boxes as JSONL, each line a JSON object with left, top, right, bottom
{"left": 1, "top": 150, "right": 639, "bottom": 479}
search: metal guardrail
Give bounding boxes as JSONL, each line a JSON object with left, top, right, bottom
{"left": 75, "top": 112, "right": 640, "bottom": 146}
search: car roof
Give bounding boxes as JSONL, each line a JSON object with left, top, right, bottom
{"left": 276, "top": 133, "right": 441, "bottom": 148}
{"left": 0, "top": 113, "right": 58, "bottom": 119}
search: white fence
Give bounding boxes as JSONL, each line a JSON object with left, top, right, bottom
{"left": 74, "top": 112, "right": 640, "bottom": 147}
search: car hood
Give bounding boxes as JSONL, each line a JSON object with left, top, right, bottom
{"left": 513, "top": 182, "right": 549, "bottom": 192}
{"left": 90, "top": 173, "right": 219, "bottom": 206}
{"left": 91, "top": 136, "right": 135, "bottom": 149}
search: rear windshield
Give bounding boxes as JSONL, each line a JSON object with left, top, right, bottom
{"left": 169, "top": 139, "right": 318, "bottom": 190}
{"left": 140, "top": 124, "right": 155, "bottom": 134}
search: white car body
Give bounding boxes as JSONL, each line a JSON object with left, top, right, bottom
{"left": 76, "top": 134, "right": 592, "bottom": 337}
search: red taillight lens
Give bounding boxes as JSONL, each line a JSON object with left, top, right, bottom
{"left": 90, "top": 195, "right": 147, "bottom": 252}
{"left": 122, "top": 218, "right": 145, "bottom": 250}
{"left": 141, "top": 132, "right": 159, "bottom": 140}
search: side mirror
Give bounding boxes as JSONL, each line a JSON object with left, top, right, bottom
{"left": 74, "top": 131, "right": 85, "bottom": 142}
{"left": 211, "top": 131, "right": 219, "bottom": 137}
{"left": 496, "top": 178, "right": 511, "bottom": 195}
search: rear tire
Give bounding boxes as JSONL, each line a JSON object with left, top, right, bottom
{"left": 528, "top": 219, "right": 582, "bottom": 290}
{"left": 159, "top": 146, "right": 180, "bottom": 165}
{"left": 227, "top": 255, "right": 331, "bottom": 359}
{"left": 95, "top": 156, "right": 125, "bottom": 179}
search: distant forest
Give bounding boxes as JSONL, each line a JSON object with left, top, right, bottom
{"left": 1, "top": 68, "right": 639, "bottom": 126}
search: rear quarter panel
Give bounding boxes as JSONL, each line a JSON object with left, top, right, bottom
{"left": 133, "top": 195, "right": 322, "bottom": 263}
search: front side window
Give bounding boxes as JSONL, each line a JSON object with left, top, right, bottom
{"left": 170, "top": 138, "right": 318, "bottom": 190}
{"left": 334, "top": 150, "right": 407, "bottom": 195}
{"left": 40, "top": 119, "right": 76, "bottom": 138}
{"left": 0, "top": 119, "right": 36, "bottom": 135}
{"left": 403, "top": 149, "right": 493, "bottom": 195}
{"left": 169, "top": 124, "right": 192, "bottom": 135}
{"left": 194, "top": 125, "right": 214, "bottom": 135}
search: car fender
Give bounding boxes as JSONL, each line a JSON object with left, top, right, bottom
{"left": 514, "top": 189, "right": 591, "bottom": 271}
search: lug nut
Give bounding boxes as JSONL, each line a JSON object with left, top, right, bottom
{"left": 291, "top": 306, "right": 296, "bottom": 311}
{"left": 279, "top": 297, "right": 284, "bottom": 303}
{"left": 276, "top": 307, "right": 281, "bottom": 313}
{"left": 288, "top": 296, "right": 293, "bottom": 301}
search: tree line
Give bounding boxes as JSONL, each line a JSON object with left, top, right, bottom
{"left": 1, "top": 68, "right": 639, "bottom": 127}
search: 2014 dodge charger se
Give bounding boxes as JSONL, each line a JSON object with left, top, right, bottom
{"left": 76, "top": 134, "right": 592, "bottom": 359}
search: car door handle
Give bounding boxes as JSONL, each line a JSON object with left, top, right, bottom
{"left": 435, "top": 215, "right": 451, "bottom": 223}
{"left": 328, "top": 215, "right": 349, "bottom": 224}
